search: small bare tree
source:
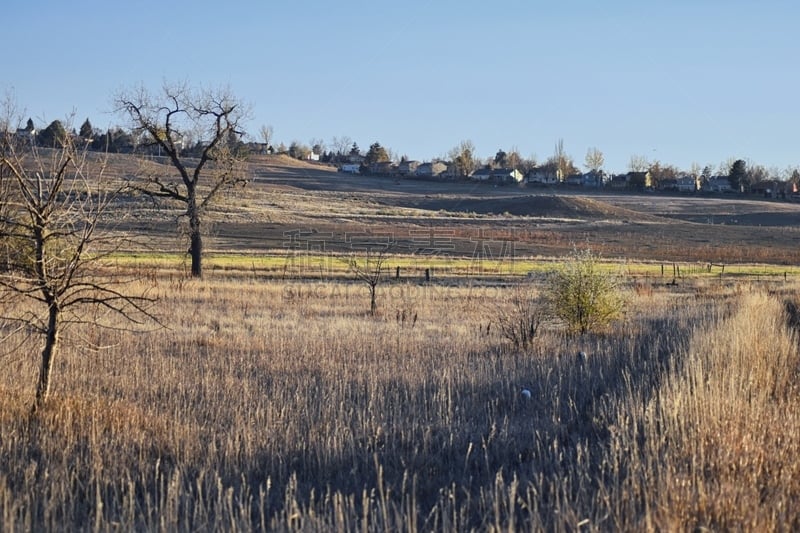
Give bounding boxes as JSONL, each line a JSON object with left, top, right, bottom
{"left": 259, "top": 124, "right": 274, "bottom": 149}
{"left": 115, "top": 82, "right": 249, "bottom": 277}
{"left": 346, "top": 244, "right": 393, "bottom": 316}
{"left": 0, "top": 116, "right": 157, "bottom": 412}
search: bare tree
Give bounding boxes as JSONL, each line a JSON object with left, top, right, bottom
{"left": 115, "top": 82, "right": 248, "bottom": 277}
{"left": 553, "top": 138, "right": 574, "bottom": 180}
{"left": 0, "top": 117, "right": 157, "bottom": 412}
{"left": 584, "top": 147, "right": 604, "bottom": 172}
{"left": 330, "top": 135, "right": 353, "bottom": 158}
{"left": 506, "top": 146, "right": 523, "bottom": 170}
{"left": 308, "top": 137, "right": 325, "bottom": 156}
{"left": 628, "top": 154, "right": 650, "bottom": 172}
{"left": 447, "top": 140, "right": 478, "bottom": 178}
{"left": 259, "top": 124, "right": 274, "bottom": 148}
{"left": 346, "top": 243, "right": 393, "bottom": 316}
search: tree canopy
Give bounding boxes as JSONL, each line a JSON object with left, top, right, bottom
{"left": 37, "top": 120, "right": 68, "bottom": 147}
{"left": 728, "top": 159, "right": 747, "bottom": 191}
{"left": 364, "top": 142, "right": 390, "bottom": 165}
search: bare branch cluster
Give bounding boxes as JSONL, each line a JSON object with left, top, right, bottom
{"left": 0, "top": 120, "right": 159, "bottom": 410}
{"left": 115, "top": 83, "right": 250, "bottom": 277}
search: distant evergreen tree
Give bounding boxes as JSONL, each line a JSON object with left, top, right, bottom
{"left": 37, "top": 120, "right": 68, "bottom": 147}
{"left": 494, "top": 149, "right": 508, "bottom": 167}
{"left": 364, "top": 142, "right": 389, "bottom": 165}
{"left": 101, "top": 127, "right": 135, "bottom": 153}
{"left": 728, "top": 159, "right": 747, "bottom": 191}
{"left": 25, "top": 118, "right": 35, "bottom": 131}
{"left": 79, "top": 118, "right": 94, "bottom": 140}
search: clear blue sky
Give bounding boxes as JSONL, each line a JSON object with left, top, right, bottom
{"left": 4, "top": 0, "right": 799, "bottom": 174}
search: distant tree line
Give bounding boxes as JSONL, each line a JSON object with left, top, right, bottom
{"left": 15, "top": 117, "right": 800, "bottom": 191}
{"left": 12, "top": 117, "right": 248, "bottom": 158}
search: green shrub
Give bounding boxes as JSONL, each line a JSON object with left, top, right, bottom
{"left": 545, "top": 248, "right": 625, "bottom": 334}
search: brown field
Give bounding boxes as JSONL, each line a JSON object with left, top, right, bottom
{"left": 2, "top": 154, "right": 800, "bottom": 530}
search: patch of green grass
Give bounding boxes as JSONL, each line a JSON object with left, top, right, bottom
{"left": 107, "top": 251, "right": 800, "bottom": 281}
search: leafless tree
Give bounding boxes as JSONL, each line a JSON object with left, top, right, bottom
{"left": 330, "top": 135, "right": 353, "bottom": 158}
{"left": 260, "top": 124, "right": 274, "bottom": 148}
{"left": 553, "top": 138, "right": 574, "bottom": 180}
{"left": 346, "top": 243, "right": 393, "bottom": 316}
{"left": 115, "top": 82, "right": 249, "bottom": 277}
{"left": 447, "top": 140, "right": 478, "bottom": 178}
{"left": 628, "top": 154, "right": 650, "bottom": 172}
{"left": 584, "top": 147, "right": 604, "bottom": 172}
{"left": 308, "top": 137, "right": 325, "bottom": 156}
{"left": 0, "top": 117, "right": 157, "bottom": 412}
{"left": 506, "top": 146, "right": 523, "bottom": 170}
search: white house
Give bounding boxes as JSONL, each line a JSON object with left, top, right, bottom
{"left": 340, "top": 163, "right": 360, "bottom": 174}
{"left": 702, "top": 177, "right": 732, "bottom": 193}
{"left": 490, "top": 168, "right": 524, "bottom": 184}
{"left": 526, "top": 168, "right": 559, "bottom": 185}
{"left": 415, "top": 161, "right": 447, "bottom": 178}
{"left": 676, "top": 176, "right": 699, "bottom": 192}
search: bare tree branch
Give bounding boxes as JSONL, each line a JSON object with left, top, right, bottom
{"left": 115, "top": 83, "right": 249, "bottom": 277}
{"left": 0, "top": 112, "right": 160, "bottom": 411}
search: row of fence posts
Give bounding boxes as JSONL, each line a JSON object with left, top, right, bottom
{"left": 388, "top": 263, "right": 791, "bottom": 284}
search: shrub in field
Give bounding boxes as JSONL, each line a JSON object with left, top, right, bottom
{"left": 545, "top": 248, "right": 625, "bottom": 334}
{"left": 495, "top": 283, "right": 542, "bottom": 350}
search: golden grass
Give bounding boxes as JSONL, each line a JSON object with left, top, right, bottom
{"left": 0, "top": 272, "right": 798, "bottom": 530}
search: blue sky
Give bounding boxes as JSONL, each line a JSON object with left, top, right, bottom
{"left": 4, "top": 1, "right": 798, "bottom": 174}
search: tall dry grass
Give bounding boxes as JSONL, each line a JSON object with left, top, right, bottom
{"left": 0, "top": 275, "right": 798, "bottom": 530}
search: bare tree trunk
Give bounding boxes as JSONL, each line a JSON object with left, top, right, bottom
{"left": 190, "top": 225, "right": 203, "bottom": 278}
{"left": 33, "top": 304, "right": 59, "bottom": 412}
{"left": 369, "top": 283, "right": 377, "bottom": 316}
{"left": 188, "top": 199, "right": 203, "bottom": 278}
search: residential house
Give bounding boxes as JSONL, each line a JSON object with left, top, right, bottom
{"left": 415, "top": 161, "right": 447, "bottom": 179}
{"left": 626, "top": 171, "right": 653, "bottom": 190}
{"left": 676, "top": 176, "right": 699, "bottom": 192}
{"left": 582, "top": 170, "right": 606, "bottom": 188}
{"left": 607, "top": 174, "right": 629, "bottom": 190}
{"left": 660, "top": 175, "right": 698, "bottom": 192}
{"left": 15, "top": 124, "right": 36, "bottom": 145}
{"left": 369, "top": 161, "right": 396, "bottom": 175}
{"left": 565, "top": 173, "right": 584, "bottom": 186}
{"left": 702, "top": 177, "right": 733, "bottom": 193}
{"left": 526, "top": 167, "right": 559, "bottom": 185}
{"left": 441, "top": 163, "right": 464, "bottom": 180}
{"left": 490, "top": 168, "right": 524, "bottom": 184}
{"left": 397, "top": 160, "right": 420, "bottom": 176}
{"left": 750, "top": 179, "right": 794, "bottom": 199}
{"left": 470, "top": 167, "right": 494, "bottom": 181}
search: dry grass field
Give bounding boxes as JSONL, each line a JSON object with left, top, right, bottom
{"left": 2, "top": 155, "right": 800, "bottom": 530}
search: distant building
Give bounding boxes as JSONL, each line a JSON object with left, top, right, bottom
{"left": 702, "top": 177, "right": 733, "bottom": 193}
{"left": 470, "top": 167, "right": 523, "bottom": 184}
{"left": 397, "top": 160, "right": 420, "bottom": 176}
{"left": 526, "top": 167, "right": 559, "bottom": 185}
{"left": 369, "top": 161, "right": 396, "bottom": 175}
{"left": 470, "top": 167, "right": 494, "bottom": 181}
{"left": 415, "top": 161, "right": 447, "bottom": 179}
{"left": 340, "top": 164, "right": 361, "bottom": 174}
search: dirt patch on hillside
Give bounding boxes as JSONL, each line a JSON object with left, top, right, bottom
{"left": 391, "top": 194, "right": 662, "bottom": 222}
